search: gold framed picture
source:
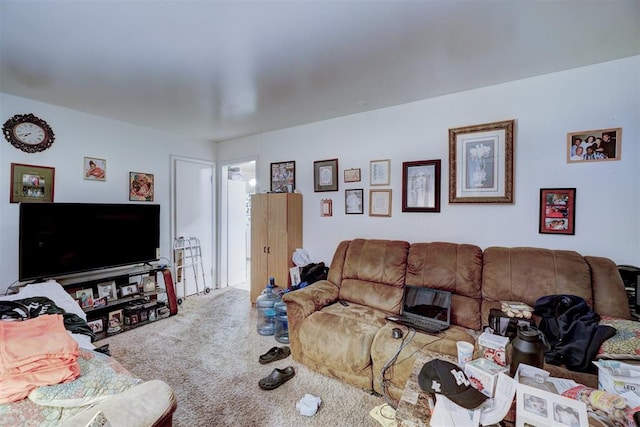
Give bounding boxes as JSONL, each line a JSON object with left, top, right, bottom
{"left": 369, "top": 189, "right": 392, "bottom": 217}
{"left": 10, "top": 163, "right": 55, "bottom": 203}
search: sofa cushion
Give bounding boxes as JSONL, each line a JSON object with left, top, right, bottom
{"left": 338, "top": 239, "right": 409, "bottom": 312}
{"left": 406, "top": 242, "right": 483, "bottom": 330}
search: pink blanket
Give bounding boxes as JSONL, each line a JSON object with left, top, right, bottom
{"left": 0, "top": 314, "right": 80, "bottom": 403}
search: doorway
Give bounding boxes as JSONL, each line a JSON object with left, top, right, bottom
{"left": 220, "top": 159, "right": 256, "bottom": 290}
{"left": 170, "top": 156, "right": 216, "bottom": 299}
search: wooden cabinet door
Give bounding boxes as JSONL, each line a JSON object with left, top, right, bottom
{"left": 250, "top": 194, "right": 269, "bottom": 302}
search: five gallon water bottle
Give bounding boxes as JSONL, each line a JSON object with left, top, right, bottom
{"left": 256, "top": 277, "right": 278, "bottom": 335}
{"left": 274, "top": 294, "right": 289, "bottom": 344}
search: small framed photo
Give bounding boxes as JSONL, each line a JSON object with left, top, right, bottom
{"left": 142, "top": 276, "right": 156, "bottom": 293}
{"left": 370, "top": 159, "right": 390, "bottom": 186}
{"left": 10, "top": 163, "right": 55, "bottom": 203}
{"left": 289, "top": 267, "right": 301, "bottom": 287}
{"left": 567, "top": 127, "right": 621, "bottom": 162}
{"left": 97, "top": 281, "right": 117, "bottom": 301}
{"left": 344, "top": 168, "right": 361, "bottom": 183}
{"left": 129, "top": 172, "right": 154, "bottom": 202}
{"left": 345, "top": 188, "right": 364, "bottom": 214}
{"left": 516, "top": 382, "right": 587, "bottom": 427}
{"left": 107, "top": 309, "right": 123, "bottom": 334}
{"left": 83, "top": 157, "right": 106, "bottom": 181}
{"left": 93, "top": 296, "right": 108, "bottom": 309}
{"left": 87, "top": 318, "right": 104, "bottom": 334}
{"left": 148, "top": 308, "right": 157, "bottom": 322}
{"left": 75, "top": 289, "right": 94, "bottom": 309}
{"left": 120, "top": 283, "right": 139, "bottom": 297}
{"left": 321, "top": 199, "right": 333, "bottom": 217}
{"left": 402, "top": 160, "right": 441, "bottom": 213}
{"left": 539, "top": 188, "right": 576, "bottom": 235}
{"left": 270, "top": 160, "right": 295, "bottom": 192}
{"left": 140, "top": 310, "right": 148, "bottom": 322}
{"left": 369, "top": 189, "right": 392, "bottom": 217}
{"left": 314, "top": 158, "right": 339, "bottom": 192}
{"left": 449, "top": 120, "right": 515, "bottom": 203}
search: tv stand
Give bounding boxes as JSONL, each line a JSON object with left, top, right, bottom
{"left": 59, "top": 266, "right": 178, "bottom": 340}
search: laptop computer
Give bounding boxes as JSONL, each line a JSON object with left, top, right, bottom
{"left": 386, "top": 286, "right": 452, "bottom": 333}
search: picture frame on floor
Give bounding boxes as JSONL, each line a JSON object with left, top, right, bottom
{"left": 448, "top": 119, "right": 515, "bottom": 204}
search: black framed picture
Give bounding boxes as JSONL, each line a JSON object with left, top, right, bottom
{"left": 314, "top": 158, "right": 339, "bottom": 192}
{"left": 345, "top": 189, "right": 364, "bottom": 214}
{"left": 402, "top": 160, "right": 441, "bottom": 213}
{"left": 270, "top": 160, "right": 295, "bottom": 192}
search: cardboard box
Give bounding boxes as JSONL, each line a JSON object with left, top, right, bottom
{"left": 594, "top": 360, "right": 640, "bottom": 400}
{"left": 464, "top": 358, "right": 508, "bottom": 398}
{"left": 477, "top": 331, "right": 509, "bottom": 367}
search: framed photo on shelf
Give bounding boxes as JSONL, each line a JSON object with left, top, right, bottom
{"left": 344, "top": 168, "right": 361, "bottom": 183}
{"left": 97, "top": 281, "right": 117, "bottom": 301}
{"left": 314, "top": 158, "right": 339, "bottom": 192}
{"left": 370, "top": 159, "right": 390, "bottom": 186}
{"left": 539, "top": 188, "right": 576, "bottom": 235}
{"left": 270, "top": 160, "right": 295, "bottom": 192}
{"left": 93, "top": 296, "right": 108, "bottom": 309}
{"left": 449, "top": 119, "right": 515, "bottom": 203}
{"left": 369, "top": 189, "right": 392, "bottom": 217}
{"left": 75, "top": 289, "right": 94, "bottom": 309}
{"left": 10, "top": 163, "right": 55, "bottom": 203}
{"left": 129, "top": 172, "right": 154, "bottom": 202}
{"left": 107, "top": 309, "right": 123, "bottom": 334}
{"left": 142, "top": 276, "right": 156, "bottom": 293}
{"left": 345, "top": 188, "right": 364, "bottom": 214}
{"left": 321, "top": 199, "right": 333, "bottom": 217}
{"left": 83, "top": 157, "right": 106, "bottom": 181}
{"left": 567, "top": 127, "right": 621, "bottom": 162}
{"left": 402, "top": 160, "right": 441, "bottom": 213}
{"left": 87, "top": 318, "right": 104, "bottom": 334}
{"left": 119, "top": 283, "right": 139, "bottom": 298}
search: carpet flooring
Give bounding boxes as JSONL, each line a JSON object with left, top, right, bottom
{"left": 98, "top": 287, "right": 386, "bottom": 426}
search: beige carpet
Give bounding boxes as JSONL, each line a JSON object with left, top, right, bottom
{"left": 98, "top": 287, "right": 386, "bottom": 426}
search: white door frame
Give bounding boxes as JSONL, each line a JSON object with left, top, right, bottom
{"left": 170, "top": 155, "right": 216, "bottom": 292}
{"left": 217, "top": 156, "right": 258, "bottom": 288}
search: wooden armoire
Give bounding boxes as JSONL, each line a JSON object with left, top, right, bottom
{"left": 250, "top": 193, "right": 302, "bottom": 302}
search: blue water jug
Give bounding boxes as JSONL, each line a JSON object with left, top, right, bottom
{"left": 274, "top": 296, "right": 289, "bottom": 344}
{"left": 256, "top": 277, "right": 278, "bottom": 336}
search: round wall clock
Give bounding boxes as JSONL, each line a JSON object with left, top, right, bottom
{"left": 3, "top": 113, "right": 55, "bottom": 153}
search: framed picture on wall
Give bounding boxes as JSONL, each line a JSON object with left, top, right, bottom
{"left": 314, "top": 158, "right": 339, "bottom": 192}
{"left": 344, "top": 168, "right": 361, "bottom": 183}
{"left": 402, "top": 160, "right": 441, "bottom": 213}
{"left": 129, "top": 172, "right": 154, "bottom": 201}
{"left": 370, "top": 159, "right": 390, "bottom": 186}
{"left": 83, "top": 157, "right": 106, "bottom": 181}
{"left": 369, "top": 189, "right": 392, "bottom": 217}
{"left": 10, "top": 163, "right": 55, "bottom": 203}
{"left": 270, "top": 160, "right": 295, "bottom": 192}
{"left": 539, "top": 188, "right": 576, "bottom": 235}
{"left": 449, "top": 119, "right": 515, "bottom": 204}
{"left": 345, "top": 188, "right": 364, "bottom": 214}
{"left": 321, "top": 198, "right": 333, "bottom": 217}
{"left": 567, "top": 127, "right": 621, "bottom": 162}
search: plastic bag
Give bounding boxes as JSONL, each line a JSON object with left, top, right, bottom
{"left": 292, "top": 248, "right": 311, "bottom": 267}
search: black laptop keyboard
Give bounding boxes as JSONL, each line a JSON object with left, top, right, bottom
{"left": 390, "top": 315, "right": 446, "bottom": 333}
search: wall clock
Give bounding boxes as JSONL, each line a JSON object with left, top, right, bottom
{"left": 3, "top": 113, "right": 55, "bottom": 153}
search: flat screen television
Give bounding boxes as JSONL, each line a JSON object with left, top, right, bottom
{"left": 19, "top": 202, "right": 160, "bottom": 281}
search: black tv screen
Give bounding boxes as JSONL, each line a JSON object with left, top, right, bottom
{"left": 19, "top": 203, "right": 160, "bottom": 281}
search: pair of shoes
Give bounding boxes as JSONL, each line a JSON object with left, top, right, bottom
{"left": 259, "top": 366, "right": 295, "bottom": 390}
{"left": 259, "top": 346, "right": 291, "bottom": 364}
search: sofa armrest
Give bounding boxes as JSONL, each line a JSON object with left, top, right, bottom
{"left": 282, "top": 280, "right": 340, "bottom": 360}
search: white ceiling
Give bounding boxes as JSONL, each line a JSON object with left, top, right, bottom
{"left": 1, "top": 1, "right": 638, "bottom": 143}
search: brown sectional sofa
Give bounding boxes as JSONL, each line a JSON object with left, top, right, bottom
{"left": 282, "top": 238, "right": 632, "bottom": 403}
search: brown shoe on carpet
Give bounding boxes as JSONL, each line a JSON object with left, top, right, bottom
{"left": 259, "top": 366, "right": 295, "bottom": 390}
{"left": 258, "top": 346, "right": 291, "bottom": 364}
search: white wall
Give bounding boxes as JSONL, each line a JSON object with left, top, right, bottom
{"left": 0, "top": 93, "right": 216, "bottom": 293}
{"left": 216, "top": 56, "right": 640, "bottom": 268}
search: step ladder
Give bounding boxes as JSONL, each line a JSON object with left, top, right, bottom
{"left": 173, "top": 236, "right": 209, "bottom": 304}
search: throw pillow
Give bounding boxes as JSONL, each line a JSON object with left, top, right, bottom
{"left": 597, "top": 316, "right": 640, "bottom": 360}
{"left": 28, "top": 349, "right": 141, "bottom": 407}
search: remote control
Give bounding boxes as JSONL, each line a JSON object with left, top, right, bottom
{"left": 339, "top": 300, "right": 349, "bottom": 307}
